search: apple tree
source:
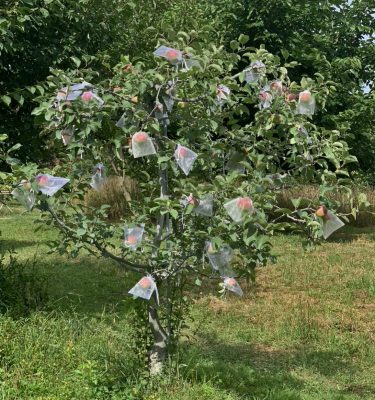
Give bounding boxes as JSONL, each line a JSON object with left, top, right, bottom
{"left": 16, "top": 34, "right": 360, "bottom": 374}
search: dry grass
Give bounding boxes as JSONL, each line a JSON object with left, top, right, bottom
{"left": 277, "top": 184, "right": 375, "bottom": 226}
{"left": 84, "top": 175, "right": 139, "bottom": 220}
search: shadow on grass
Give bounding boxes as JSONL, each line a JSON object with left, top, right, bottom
{"left": 327, "top": 226, "right": 375, "bottom": 243}
{"left": 181, "top": 331, "right": 360, "bottom": 399}
{"left": 0, "top": 239, "right": 43, "bottom": 252}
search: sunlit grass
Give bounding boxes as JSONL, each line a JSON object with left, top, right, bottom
{"left": 0, "top": 210, "right": 374, "bottom": 399}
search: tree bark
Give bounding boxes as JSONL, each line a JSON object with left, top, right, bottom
{"left": 148, "top": 302, "right": 168, "bottom": 375}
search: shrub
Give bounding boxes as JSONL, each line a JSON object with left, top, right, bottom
{"left": 84, "top": 176, "right": 139, "bottom": 220}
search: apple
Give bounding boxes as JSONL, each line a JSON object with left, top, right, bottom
{"left": 259, "top": 91, "right": 272, "bottom": 102}
{"left": 139, "top": 277, "right": 152, "bottom": 289}
{"left": 299, "top": 90, "right": 312, "bottom": 103}
{"left": 315, "top": 205, "right": 328, "bottom": 218}
{"left": 131, "top": 96, "right": 138, "bottom": 104}
{"left": 126, "top": 235, "right": 138, "bottom": 245}
{"left": 177, "top": 146, "right": 189, "bottom": 158}
{"left": 165, "top": 49, "right": 179, "bottom": 61}
{"left": 286, "top": 93, "right": 297, "bottom": 102}
{"left": 37, "top": 175, "right": 49, "bottom": 186}
{"left": 81, "top": 91, "right": 93, "bottom": 102}
{"left": 237, "top": 197, "right": 253, "bottom": 210}
{"left": 270, "top": 80, "right": 283, "bottom": 93}
{"left": 177, "top": 101, "right": 188, "bottom": 108}
{"left": 226, "top": 278, "right": 237, "bottom": 287}
{"left": 187, "top": 194, "right": 199, "bottom": 207}
{"left": 133, "top": 132, "right": 149, "bottom": 143}
{"left": 122, "top": 63, "right": 133, "bottom": 72}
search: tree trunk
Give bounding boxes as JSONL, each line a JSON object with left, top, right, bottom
{"left": 148, "top": 303, "right": 168, "bottom": 375}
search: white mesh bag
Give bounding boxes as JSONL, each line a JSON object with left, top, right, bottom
{"left": 132, "top": 132, "right": 156, "bottom": 158}
{"left": 128, "top": 275, "right": 157, "bottom": 301}
{"left": 296, "top": 90, "right": 316, "bottom": 116}
{"left": 224, "top": 277, "right": 243, "bottom": 296}
{"left": 174, "top": 144, "right": 197, "bottom": 175}
{"left": 36, "top": 174, "right": 69, "bottom": 196}
{"left": 124, "top": 224, "right": 145, "bottom": 249}
{"left": 224, "top": 197, "right": 254, "bottom": 223}
{"left": 153, "top": 46, "right": 183, "bottom": 65}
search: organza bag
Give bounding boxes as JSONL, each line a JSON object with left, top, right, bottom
{"left": 181, "top": 194, "right": 213, "bottom": 217}
{"left": 244, "top": 61, "right": 266, "bottom": 83}
{"left": 132, "top": 132, "right": 156, "bottom": 158}
{"left": 321, "top": 211, "right": 345, "bottom": 239}
{"left": 61, "top": 128, "right": 73, "bottom": 145}
{"left": 56, "top": 81, "right": 92, "bottom": 102}
{"left": 224, "top": 197, "right": 254, "bottom": 223}
{"left": 153, "top": 46, "right": 183, "bottom": 65}
{"left": 297, "top": 125, "right": 312, "bottom": 144}
{"left": 225, "top": 152, "right": 246, "bottom": 173}
{"left": 80, "top": 91, "right": 104, "bottom": 107}
{"left": 259, "top": 87, "right": 272, "bottom": 109}
{"left": 194, "top": 194, "right": 213, "bottom": 217}
{"left": 224, "top": 277, "right": 243, "bottom": 297}
{"left": 174, "top": 145, "right": 197, "bottom": 175}
{"left": 217, "top": 84, "right": 230, "bottom": 103}
{"left": 124, "top": 224, "right": 145, "bottom": 249}
{"left": 128, "top": 275, "right": 158, "bottom": 301}
{"left": 90, "top": 163, "right": 106, "bottom": 191}
{"left": 270, "top": 80, "right": 284, "bottom": 95}
{"left": 11, "top": 185, "right": 36, "bottom": 211}
{"left": 36, "top": 174, "right": 69, "bottom": 196}
{"left": 116, "top": 113, "right": 126, "bottom": 128}
{"left": 206, "top": 243, "right": 235, "bottom": 276}
{"left": 296, "top": 90, "right": 315, "bottom": 116}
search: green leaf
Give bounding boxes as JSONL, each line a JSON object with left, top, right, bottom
{"left": 70, "top": 57, "right": 81, "bottom": 68}
{"left": 1, "top": 95, "right": 11, "bottom": 106}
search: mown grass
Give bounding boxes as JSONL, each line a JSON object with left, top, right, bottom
{"left": 0, "top": 208, "right": 374, "bottom": 399}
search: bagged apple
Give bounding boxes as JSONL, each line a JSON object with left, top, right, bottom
{"left": 315, "top": 208, "right": 345, "bottom": 239}
{"left": 90, "top": 163, "right": 106, "bottom": 191}
{"left": 270, "top": 80, "right": 284, "bottom": 95}
{"left": 11, "top": 184, "right": 36, "bottom": 211}
{"left": 36, "top": 174, "right": 69, "bottom": 196}
{"left": 224, "top": 277, "right": 243, "bottom": 297}
{"left": 259, "top": 87, "right": 273, "bottom": 109}
{"left": 80, "top": 90, "right": 104, "bottom": 107}
{"left": 224, "top": 197, "right": 254, "bottom": 223}
{"left": 174, "top": 144, "right": 197, "bottom": 175}
{"left": 217, "top": 84, "right": 230, "bottom": 104}
{"left": 153, "top": 45, "right": 183, "bottom": 65}
{"left": 244, "top": 61, "right": 266, "bottom": 83}
{"left": 124, "top": 224, "right": 145, "bottom": 249}
{"left": 296, "top": 90, "right": 315, "bottom": 116}
{"left": 56, "top": 81, "right": 92, "bottom": 102}
{"left": 132, "top": 131, "right": 156, "bottom": 158}
{"left": 128, "top": 275, "right": 158, "bottom": 301}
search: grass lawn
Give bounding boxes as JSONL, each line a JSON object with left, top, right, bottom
{"left": 0, "top": 209, "right": 374, "bottom": 399}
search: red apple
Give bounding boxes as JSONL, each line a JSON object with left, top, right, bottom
{"left": 237, "top": 197, "right": 253, "bottom": 210}
{"left": 177, "top": 146, "right": 189, "bottom": 158}
{"left": 81, "top": 91, "right": 93, "bottom": 102}
{"left": 37, "top": 175, "right": 49, "bottom": 186}
{"left": 259, "top": 91, "right": 272, "bottom": 102}
{"left": 315, "top": 205, "right": 328, "bottom": 218}
{"left": 286, "top": 93, "right": 297, "bottom": 102}
{"left": 299, "top": 90, "right": 312, "bottom": 103}
{"left": 165, "top": 49, "right": 179, "bottom": 61}
{"left": 122, "top": 63, "right": 133, "bottom": 72}
{"left": 133, "top": 132, "right": 149, "bottom": 143}
{"left": 270, "top": 81, "right": 283, "bottom": 93}
{"left": 126, "top": 235, "right": 138, "bottom": 245}
{"left": 139, "top": 277, "right": 152, "bottom": 289}
{"left": 187, "top": 194, "right": 199, "bottom": 207}
{"left": 226, "top": 278, "right": 237, "bottom": 287}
